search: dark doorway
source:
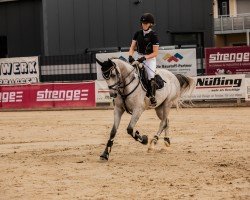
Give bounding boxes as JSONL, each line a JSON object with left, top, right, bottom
{"left": 171, "top": 33, "right": 204, "bottom": 47}
{"left": 218, "top": 0, "right": 230, "bottom": 16}
{"left": 0, "top": 36, "right": 8, "bottom": 58}
{"left": 171, "top": 32, "right": 205, "bottom": 75}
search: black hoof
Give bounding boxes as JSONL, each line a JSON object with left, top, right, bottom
{"left": 141, "top": 135, "right": 148, "bottom": 145}
{"left": 164, "top": 137, "right": 170, "bottom": 145}
{"left": 100, "top": 151, "right": 109, "bottom": 161}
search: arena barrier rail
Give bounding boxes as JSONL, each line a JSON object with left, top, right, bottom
{"left": 0, "top": 82, "right": 95, "bottom": 110}
{"left": 95, "top": 74, "right": 250, "bottom": 108}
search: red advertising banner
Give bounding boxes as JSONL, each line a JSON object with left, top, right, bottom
{"left": 205, "top": 46, "right": 250, "bottom": 75}
{"left": 0, "top": 82, "right": 95, "bottom": 109}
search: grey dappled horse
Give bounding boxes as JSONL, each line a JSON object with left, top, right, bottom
{"left": 96, "top": 58, "right": 194, "bottom": 161}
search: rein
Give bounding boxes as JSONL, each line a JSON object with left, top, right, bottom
{"left": 106, "top": 63, "right": 140, "bottom": 115}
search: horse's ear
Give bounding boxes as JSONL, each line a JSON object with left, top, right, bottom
{"left": 96, "top": 58, "right": 104, "bottom": 67}
{"left": 108, "top": 58, "right": 113, "bottom": 64}
{"left": 108, "top": 58, "right": 115, "bottom": 66}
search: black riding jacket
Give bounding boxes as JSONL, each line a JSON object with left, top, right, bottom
{"left": 133, "top": 30, "right": 159, "bottom": 55}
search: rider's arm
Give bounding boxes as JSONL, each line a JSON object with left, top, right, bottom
{"left": 129, "top": 40, "right": 137, "bottom": 56}
{"left": 145, "top": 31, "right": 159, "bottom": 59}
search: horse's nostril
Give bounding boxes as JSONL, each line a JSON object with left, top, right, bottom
{"left": 110, "top": 93, "right": 117, "bottom": 98}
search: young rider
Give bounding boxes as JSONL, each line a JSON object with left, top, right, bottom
{"left": 128, "top": 13, "right": 159, "bottom": 106}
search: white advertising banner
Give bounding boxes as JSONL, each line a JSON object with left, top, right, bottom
{"left": 156, "top": 49, "right": 197, "bottom": 77}
{"left": 96, "top": 49, "right": 197, "bottom": 80}
{"left": 182, "top": 74, "right": 245, "bottom": 100}
{"left": 95, "top": 80, "right": 112, "bottom": 103}
{"left": 96, "top": 52, "right": 132, "bottom": 80}
{"left": 0, "top": 56, "right": 40, "bottom": 85}
{"left": 246, "top": 78, "right": 250, "bottom": 101}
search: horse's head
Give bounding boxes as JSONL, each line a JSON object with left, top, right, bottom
{"left": 96, "top": 58, "right": 121, "bottom": 98}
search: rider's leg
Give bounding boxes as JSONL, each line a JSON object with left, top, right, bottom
{"left": 150, "top": 78, "right": 157, "bottom": 106}
{"left": 144, "top": 58, "right": 157, "bottom": 106}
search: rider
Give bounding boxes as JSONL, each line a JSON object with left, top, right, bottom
{"left": 128, "top": 13, "right": 159, "bottom": 106}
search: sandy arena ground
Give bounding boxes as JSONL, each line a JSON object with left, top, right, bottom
{"left": 0, "top": 107, "right": 249, "bottom": 200}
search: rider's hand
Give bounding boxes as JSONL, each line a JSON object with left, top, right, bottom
{"left": 129, "top": 56, "right": 135, "bottom": 64}
{"left": 131, "top": 60, "right": 139, "bottom": 67}
{"left": 137, "top": 56, "right": 146, "bottom": 63}
{"left": 131, "top": 61, "right": 143, "bottom": 69}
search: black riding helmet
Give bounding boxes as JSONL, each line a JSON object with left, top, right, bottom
{"left": 140, "top": 13, "right": 155, "bottom": 24}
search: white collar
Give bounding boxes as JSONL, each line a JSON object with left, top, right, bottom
{"left": 143, "top": 29, "right": 152, "bottom": 36}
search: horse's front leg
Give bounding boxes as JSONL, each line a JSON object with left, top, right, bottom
{"left": 127, "top": 108, "right": 148, "bottom": 145}
{"left": 100, "top": 106, "right": 124, "bottom": 161}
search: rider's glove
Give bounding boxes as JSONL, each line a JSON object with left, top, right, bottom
{"left": 129, "top": 56, "right": 135, "bottom": 64}
{"left": 137, "top": 56, "right": 146, "bottom": 63}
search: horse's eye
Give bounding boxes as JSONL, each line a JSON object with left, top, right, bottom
{"left": 110, "top": 74, "right": 116, "bottom": 78}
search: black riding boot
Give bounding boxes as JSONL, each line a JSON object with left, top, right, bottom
{"left": 150, "top": 78, "right": 157, "bottom": 106}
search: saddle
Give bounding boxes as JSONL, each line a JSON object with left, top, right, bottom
{"left": 117, "top": 56, "right": 165, "bottom": 97}
{"left": 137, "top": 65, "right": 165, "bottom": 97}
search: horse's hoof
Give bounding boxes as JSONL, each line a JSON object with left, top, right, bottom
{"left": 100, "top": 152, "right": 109, "bottom": 161}
{"left": 164, "top": 137, "right": 170, "bottom": 147}
{"left": 141, "top": 135, "right": 148, "bottom": 145}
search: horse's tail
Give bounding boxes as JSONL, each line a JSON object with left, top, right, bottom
{"left": 175, "top": 74, "right": 194, "bottom": 95}
{"left": 175, "top": 74, "right": 195, "bottom": 109}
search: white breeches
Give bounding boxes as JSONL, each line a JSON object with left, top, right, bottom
{"left": 144, "top": 57, "right": 156, "bottom": 80}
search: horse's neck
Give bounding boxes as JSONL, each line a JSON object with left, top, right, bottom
{"left": 117, "top": 60, "right": 134, "bottom": 76}
{"left": 113, "top": 59, "right": 134, "bottom": 80}
{"left": 115, "top": 59, "right": 141, "bottom": 92}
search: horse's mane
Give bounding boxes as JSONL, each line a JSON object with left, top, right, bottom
{"left": 111, "top": 58, "right": 134, "bottom": 71}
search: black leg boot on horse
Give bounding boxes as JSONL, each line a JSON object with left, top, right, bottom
{"left": 149, "top": 78, "right": 157, "bottom": 106}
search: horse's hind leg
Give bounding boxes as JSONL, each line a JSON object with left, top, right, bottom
{"left": 100, "top": 106, "right": 124, "bottom": 161}
{"left": 156, "top": 103, "right": 171, "bottom": 147}
{"left": 163, "top": 119, "right": 170, "bottom": 147}
{"left": 148, "top": 101, "right": 172, "bottom": 152}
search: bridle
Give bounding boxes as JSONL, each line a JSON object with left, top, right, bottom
{"left": 102, "top": 65, "right": 122, "bottom": 91}
{"left": 102, "top": 62, "right": 140, "bottom": 114}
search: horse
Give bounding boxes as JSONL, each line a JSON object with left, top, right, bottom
{"left": 96, "top": 58, "right": 194, "bottom": 161}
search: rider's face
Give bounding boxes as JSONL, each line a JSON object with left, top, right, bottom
{"left": 141, "top": 22, "right": 151, "bottom": 31}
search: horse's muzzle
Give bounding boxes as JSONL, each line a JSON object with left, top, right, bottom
{"left": 110, "top": 92, "right": 117, "bottom": 98}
